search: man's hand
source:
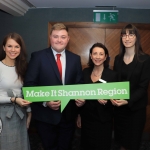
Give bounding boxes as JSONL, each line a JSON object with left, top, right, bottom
{"left": 75, "top": 99, "right": 85, "bottom": 107}
{"left": 46, "top": 101, "right": 61, "bottom": 110}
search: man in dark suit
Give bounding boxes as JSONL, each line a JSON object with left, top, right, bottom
{"left": 24, "top": 23, "right": 84, "bottom": 150}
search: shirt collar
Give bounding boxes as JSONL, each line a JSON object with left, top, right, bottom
{"left": 51, "top": 47, "right": 65, "bottom": 56}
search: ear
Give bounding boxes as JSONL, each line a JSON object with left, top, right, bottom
{"left": 90, "top": 53, "right": 92, "bottom": 59}
{"left": 3, "top": 46, "right": 5, "bottom": 51}
{"left": 105, "top": 54, "right": 107, "bottom": 60}
{"left": 67, "top": 36, "right": 70, "bottom": 42}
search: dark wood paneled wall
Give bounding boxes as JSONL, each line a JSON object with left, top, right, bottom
{"left": 48, "top": 22, "right": 150, "bottom": 133}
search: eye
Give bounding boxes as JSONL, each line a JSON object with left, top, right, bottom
{"left": 92, "top": 52, "right": 97, "bottom": 55}
{"left": 129, "top": 34, "right": 135, "bottom": 38}
{"left": 121, "top": 34, "right": 126, "bottom": 38}
{"left": 16, "top": 46, "right": 20, "bottom": 48}
{"left": 53, "top": 35, "right": 58, "bottom": 38}
{"left": 61, "top": 36, "right": 67, "bottom": 39}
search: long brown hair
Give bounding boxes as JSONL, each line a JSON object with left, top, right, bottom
{"left": 0, "top": 33, "right": 27, "bottom": 82}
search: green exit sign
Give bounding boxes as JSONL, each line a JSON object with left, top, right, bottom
{"left": 93, "top": 10, "right": 119, "bottom": 23}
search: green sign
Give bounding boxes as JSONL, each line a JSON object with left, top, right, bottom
{"left": 22, "top": 81, "right": 129, "bottom": 112}
{"left": 93, "top": 10, "right": 119, "bottom": 23}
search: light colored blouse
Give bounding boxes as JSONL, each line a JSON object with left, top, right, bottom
{"left": 0, "top": 61, "right": 31, "bottom": 112}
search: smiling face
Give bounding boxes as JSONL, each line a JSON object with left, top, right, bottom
{"left": 3, "top": 38, "right": 21, "bottom": 61}
{"left": 49, "top": 29, "right": 70, "bottom": 53}
{"left": 90, "top": 47, "right": 107, "bottom": 66}
{"left": 122, "top": 30, "right": 136, "bottom": 49}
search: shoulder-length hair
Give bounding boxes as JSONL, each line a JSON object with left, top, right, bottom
{"left": 87, "top": 42, "right": 110, "bottom": 68}
{"left": 0, "top": 33, "right": 27, "bottom": 82}
{"left": 119, "top": 24, "right": 144, "bottom": 60}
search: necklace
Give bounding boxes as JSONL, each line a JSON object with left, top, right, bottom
{"left": 92, "top": 67, "right": 104, "bottom": 77}
{"left": 2, "top": 59, "right": 15, "bottom": 67}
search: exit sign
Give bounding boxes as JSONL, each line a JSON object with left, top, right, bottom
{"left": 93, "top": 10, "right": 119, "bottom": 23}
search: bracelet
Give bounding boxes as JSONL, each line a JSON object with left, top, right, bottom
{"left": 14, "top": 97, "right": 17, "bottom": 103}
{"left": 10, "top": 97, "right": 13, "bottom": 103}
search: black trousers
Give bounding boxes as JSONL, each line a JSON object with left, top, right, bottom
{"left": 36, "top": 117, "right": 75, "bottom": 150}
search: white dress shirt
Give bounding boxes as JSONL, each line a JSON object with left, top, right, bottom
{"left": 43, "top": 48, "right": 66, "bottom": 107}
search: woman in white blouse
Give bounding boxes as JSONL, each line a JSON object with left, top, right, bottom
{"left": 0, "top": 33, "right": 31, "bottom": 150}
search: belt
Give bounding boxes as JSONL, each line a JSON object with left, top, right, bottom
{"left": 6, "top": 104, "right": 24, "bottom": 119}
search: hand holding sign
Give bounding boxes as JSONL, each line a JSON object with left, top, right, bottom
{"left": 75, "top": 99, "right": 86, "bottom": 107}
{"left": 22, "top": 82, "right": 129, "bottom": 112}
{"left": 46, "top": 100, "right": 61, "bottom": 110}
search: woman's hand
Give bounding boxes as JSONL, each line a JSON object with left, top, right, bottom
{"left": 46, "top": 101, "right": 61, "bottom": 110}
{"left": 111, "top": 99, "right": 128, "bottom": 106}
{"left": 75, "top": 99, "right": 85, "bottom": 107}
{"left": 98, "top": 99, "right": 107, "bottom": 105}
{"left": 15, "top": 97, "right": 31, "bottom": 107}
{"left": 76, "top": 114, "right": 81, "bottom": 128}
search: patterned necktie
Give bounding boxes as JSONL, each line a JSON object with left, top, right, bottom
{"left": 56, "top": 54, "right": 62, "bottom": 79}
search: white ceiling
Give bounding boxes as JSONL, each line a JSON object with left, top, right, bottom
{"left": 28, "top": 0, "right": 150, "bottom": 9}
{"left": 0, "top": 0, "right": 150, "bottom": 16}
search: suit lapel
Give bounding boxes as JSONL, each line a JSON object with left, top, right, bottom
{"left": 101, "top": 69, "right": 107, "bottom": 82}
{"left": 126, "top": 56, "right": 138, "bottom": 80}
{"left": 45, "top": 48, "right": 62, "bottom": 82}
{"left": 117, "top": 56, "right": 138, "bottom": 80}
{"left": 65, "top": 50, "right": 71, "bottom": 84}
{"left": 116, "top": 58, "right": 123, "bottom": 81}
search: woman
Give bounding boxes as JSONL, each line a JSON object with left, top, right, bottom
{"left": 111, "top": 24, "right": 150, "bottom": 150}
{"left": 0, "top": 33, "right": 31, "bottom": 150}
{"left": 77, "top": 43, "right": 117, "bottom": 150}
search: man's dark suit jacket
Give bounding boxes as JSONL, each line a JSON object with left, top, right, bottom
{"left": 24, "top": 47, "right": 83, "bottom": 125}
{"left": 114, "top": 54, "right": 150, "bottom": 111}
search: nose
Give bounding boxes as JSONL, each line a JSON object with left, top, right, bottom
{"left": 126, "top": 35, "right": 129, "bottom": 40}
{"left": 58, "top": 37, "right": 61, "bottom": 42}
{"left": 11, "top": 47, "right": 15, "bottom": 51}
{"left": 96, "top": 54, "right": 100, "bottom": 58}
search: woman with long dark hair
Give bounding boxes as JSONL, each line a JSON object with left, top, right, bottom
{"left": 77, "top": 43, "right": 117, "bottom": 150}
{"left": 111, "top": 24, "right": 150, "bottom": 150}
{"left": 0, "top": 33, "right": 31, "bottom": 150}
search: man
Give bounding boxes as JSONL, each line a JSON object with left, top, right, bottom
{"left": 24, "top": 23, "right": 84, "bottom": 150}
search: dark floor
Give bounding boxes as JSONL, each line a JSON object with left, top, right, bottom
{"left": 28, "top": 119, "right": 150, "bottom": 150}
{"left": 29, "top": 127, "right": 150, "bottom": 150}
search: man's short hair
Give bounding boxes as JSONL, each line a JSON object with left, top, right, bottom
{"left": 50, "top": 23, "right": 68, "bottom": 35}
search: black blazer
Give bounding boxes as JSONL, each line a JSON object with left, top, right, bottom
{"left": 80, "top": 67, "right": 118, "bottom": 123}
{"left": 114, "top": 54, "right": 150, "bottom": 111}
{"left": 24, "top": 47, "right": 83, "bottom": 124}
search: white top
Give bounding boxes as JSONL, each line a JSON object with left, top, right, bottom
{"left": 0, "top": 61, "right": 31, "bottom": 112}
{"left": 43, "top": 48, "right": 66, "bottom": 107}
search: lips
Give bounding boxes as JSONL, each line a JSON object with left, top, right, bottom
{"left": 10, "top": 53, "right": 17, "bottom": 56}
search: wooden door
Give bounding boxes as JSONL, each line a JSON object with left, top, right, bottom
{"left": 48, "top": 22, "right": 150, "bottom": 133}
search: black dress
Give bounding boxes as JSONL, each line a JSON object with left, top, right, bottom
{"left": 80, "top": 67, "right": 117, "bottom": 150}
{"left": 113, "top": 54, "right": 150, "bottom": 150}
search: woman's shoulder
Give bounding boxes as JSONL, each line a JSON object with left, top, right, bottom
{"left": 138, "top": 53, "right": 150, "bottom": 61}
{"left": 83, "top": 67, "right": 92, "bottom": 72}
{"left": 114, "top": 54, "right": 121, "bottom": 60}
{"left": 104, "top": 67, "right": 117, "bottom": 74}
{"left": 135, "top": 53, "right": 150, "bottom": 66}
{"left": 82, "top": 67, "right": 93, "bottom": 77}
